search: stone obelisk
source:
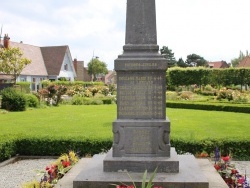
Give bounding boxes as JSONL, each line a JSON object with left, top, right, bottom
{"left": 103, "top": 0, "right": 179, "bottom": 173}
{"left": 74, "top": 1, "right": 209, "bottom": 187}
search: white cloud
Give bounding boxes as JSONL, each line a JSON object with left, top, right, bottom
{"left": 1, "top": 0, "right": 250, "bottom": 69}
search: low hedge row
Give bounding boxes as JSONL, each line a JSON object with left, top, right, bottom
{"left": 1, "top": 137, "right": 250, "bottom": 162}
{"left": 0, "top": 137, "right": 112, "bottom": 162}
{"left": 166, "top": 101, "right": 250, "bottom": 113}
{"left": 171, "top": 138, "right": 250, "bottom": 160}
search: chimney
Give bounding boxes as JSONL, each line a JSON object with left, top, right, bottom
{"left": 73, "top": 58, "right": 78, "bottom": 72}
{"left": 4, "top": 34, "right": 10, "bottom": 48}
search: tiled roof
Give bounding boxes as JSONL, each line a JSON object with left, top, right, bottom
{"left": 0, "top": 74, "right": 13, "bottom": 80}
{"left": 238, "top": 56, "right": 250, "bottom": 67}
{"left": 208, "top": 61, "right": 229, "bottom": 68}
{"left": 9, "top": 41, "right": 48, "bottom": 76}
{"left": 41, "top": 46, "right": 68, "bottom": 75}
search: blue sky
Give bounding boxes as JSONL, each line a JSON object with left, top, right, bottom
{"left": 1, "top": 0, "right": 250, "bottom": 69}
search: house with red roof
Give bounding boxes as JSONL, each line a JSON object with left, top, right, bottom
{"left": 237, "top": 56, "right": 250, "bottom": 68}
{"left": 0, "top": 35, "right": 76, "bottom": 91}
{"left": 208, "top": 61, "right": 230, "bottom": 68}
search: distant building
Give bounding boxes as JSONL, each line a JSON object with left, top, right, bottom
{"left": 237, "top": 56, "right": 250, "bottom": 68}
{"left": 105, "top": 70, "right": 116, "bottom": 84}
{"left": 73, "top": 58, "right": 92, "bottom": 82}
{"left": 0, "top": 35, "right": 76, "bottom": 90}
{"left": 208, "top": 61, "right": 230, "bottom": 68}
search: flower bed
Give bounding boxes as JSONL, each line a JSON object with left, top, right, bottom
{"left": 22, "top": 151, "right": 79, "bottom": 188}
{"left": 213, "top": 148, "right": 250, "bottom": 188}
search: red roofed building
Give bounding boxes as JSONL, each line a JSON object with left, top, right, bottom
{"left": 237, "top": 56, "right": 250, "bottom": 68}
{"left": 0, "top": 36, "right": 77, "bottom": 91}
{"left": 208, "top": 61, "right": 230, "bottom": 68}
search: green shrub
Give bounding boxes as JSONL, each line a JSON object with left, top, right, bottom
{"left": 1, "top": 136, "right": 250, "bottom": 162}
{"left": 0, "top": 136, "right": 18, "bottom": 162}
{"left": 16, "top": 82, "right": 31, "bottom": 93}
{"left": 1, "top": 88, "right": 27, "bottom": 111}
{"left": 166, "top": 91, "right": 178, "bottom": 100}
{"left": 25, "top": 94, "right": 39, "bottom": 108}
{"left": 171, "top": 138, "right": 250, "bottom": 160}
{"left": 200, "top": 90, "right": 216, "bottom": 96}
{"left": 166, "top": 101, "right": 250, "bottom": 113}
{"left": 89, "top": 99, "right": 103, "bottom": 105}
{"left": 15, "top": 137, "right": 112, "bottom": 157}
{"left": 179, "top": 91, "right": 193, "bottom": 100}
{"left": 71, "top": 95, "right": 86, "bottom": 105}
{"left": 102, "top": 98, "right": 113, "bottom": 104}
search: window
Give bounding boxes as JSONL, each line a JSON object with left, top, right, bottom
{"left": 64, "top": 64, "right": 68, "bottom": 71}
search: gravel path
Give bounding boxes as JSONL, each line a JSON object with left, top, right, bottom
{"left": 0, "top": 158, "right": 250, "bottom": 188}
{"left": 0, "top": 158, "right": 54, "bottom": 188}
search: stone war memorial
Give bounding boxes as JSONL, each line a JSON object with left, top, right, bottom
{"left": 74, "top": 0, "right": 209, "bottom": 187}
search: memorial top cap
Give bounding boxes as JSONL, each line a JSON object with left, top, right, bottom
{"left": 125, "top": 0, "right": 157, "bottom": 45}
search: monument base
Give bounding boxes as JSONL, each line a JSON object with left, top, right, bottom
{"left": 103, "top": 148, "right": 179, "bottom": 173}
{"left": 73, "top": 153, "right": 209, "bottom": 188}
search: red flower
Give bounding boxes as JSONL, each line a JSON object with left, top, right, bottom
{"left": 214, "top": 164, "right": 221, "bottom": 170}
{"left": 238, "top": 177, "right": 245, "bottom": 184}
{"left": 231, "top": 169, "right": 238, "bottom": 174}
{"left": 221, "top": 156, "right": 230, "bottom": 162}
{"left": 62, "top": 160, "right": 71, "bottom": 168}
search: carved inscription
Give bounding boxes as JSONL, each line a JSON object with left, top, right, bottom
{"left": 125, "top": 128, "right": 157, "bottom": 154}
{"left": 124, "top": 62, "right": 158, "bottom": 69}
{"left": 117, "top": 72, "right": 165, "bottom": 119}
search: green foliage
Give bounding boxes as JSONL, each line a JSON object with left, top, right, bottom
{"left": 0, "top": 136, "right": 17, "bottom": 161}
{"left": 1, "top": 105, "right": 250, "bottom": 161}
{"left": 87, "top": 58, "right": 108, "bottom": 81}
{"left": 177, "top": 58, "right": 188, "bottom": 67}
{"left": 16, "top": 82, "right": 31, "bottom": 93}
{"left": 160, "top": 46, "right": 177, "bottom": 67}
{"left": 21, "top": 180, "right": 41, "bottom": 188}
{"left": 0, "top": 46, "right": 31, "bottom": 84}
{"left": 25, "top": 94, "right": 39, "bottom": 108}
{"left": 0, "top": 87, "right": 27, "bottom": 111}
{"left": 167, "top": 67, "right": 250, "bottom": 91}
{"left": 40, "top": 84, "right": 67, "bottom": 106}
{"left": 71, "top": 95, "right": 86, "bottom": 105}
{"left": 166, "top": 101, "right": 250, "bottom": 113}
{"left": 231, "top": 50, "right": 248, "bottom": 67}
{"left": 71, "top": 95, "right": 113, "bottom": 105}
{"left": 185, "top": 53, "right": 208, "bottom": 67}
{"left": 15, "top": 137, "right": 112, "bottom": 157}
{"left": 171, "top": 138, "right": 250, "bottom": 160}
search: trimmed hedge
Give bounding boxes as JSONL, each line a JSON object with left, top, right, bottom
{"left": 167, "top": 101, "right": 250, "bottom": 113}
{"left": 1, "top": 137, "right": 250, "bottom": 162}
{"left": 0, "top": 137, "right": 112, "bottom": 162}
{"left": 0, "top": 136, "right": 18, "bottom": 162}
{"left": 171, "top": 138, "right": 250, "bottom": 160}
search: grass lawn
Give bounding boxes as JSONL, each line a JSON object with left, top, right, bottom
{"left": 1, "top": 105, "right": 250, "bottom": 141}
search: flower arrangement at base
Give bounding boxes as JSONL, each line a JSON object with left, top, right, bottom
{"left": 213, "top": 148, "right": 250, "bottom": 188}
{"left": 22, "top": 151, "right": 79, "bottom": 188}
{"left": 111, "top": 168, "right": 162, "bottom": 188}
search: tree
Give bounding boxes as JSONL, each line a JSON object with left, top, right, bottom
{"left": 231, "top": 50, "right": 249, "bottom": 67}
{"left": 87, "top": 58, "right": 108, "bottom": 81}
{"left": 177, "top": 58, "right": 188, "bottom": 67}
{"left": 160, "top": 46, "right": 177, "bottom": 67}
{"left": 0, "top": 47, "right": 31, "bottom": 84}
{"left": 185, "top": 54, "right": 208, "bottom": 67}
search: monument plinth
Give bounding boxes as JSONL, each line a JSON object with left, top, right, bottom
{"left": 74, "top": 0, "right": 209, "bottom": 187}
{"left": 103, "top": 0, "right": 177, "bottom": 173}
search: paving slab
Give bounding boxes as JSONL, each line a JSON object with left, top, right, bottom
{"left": 56, "top": 154, "right": 228, "bottom": 188}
